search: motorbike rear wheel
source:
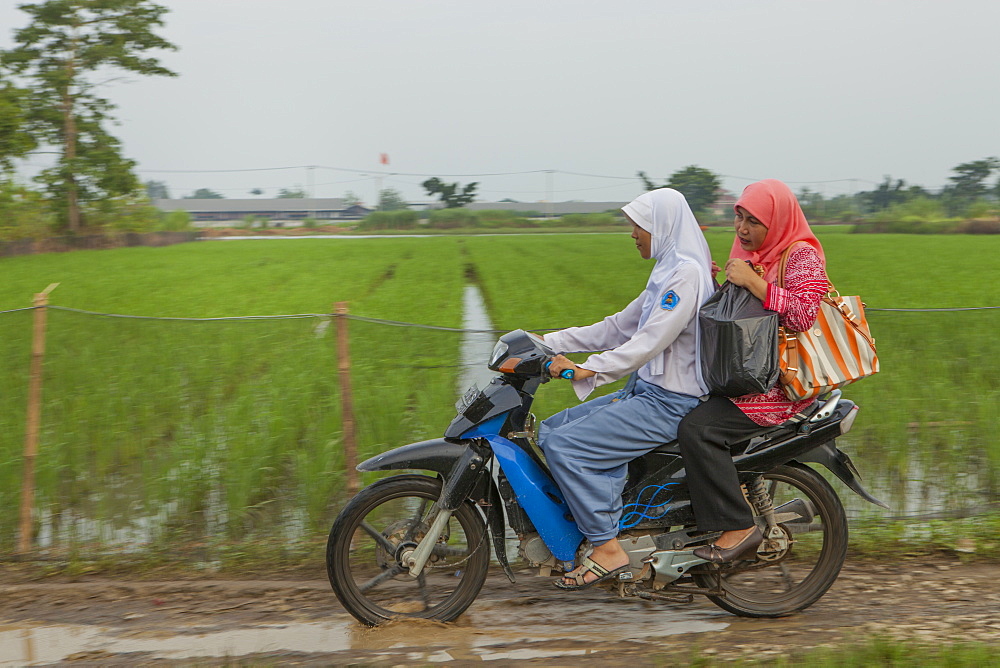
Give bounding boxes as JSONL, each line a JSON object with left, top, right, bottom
{"left": 693, "top": 463, "right": 848, "bottom": 617}
{"left": 326, "top": 474, "right": 490, "bottom": 626}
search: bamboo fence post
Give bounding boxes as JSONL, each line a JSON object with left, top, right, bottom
{"left": 335, "top": 302, "right": 359, "bottom": 497}
{"left": 18, "top": 283, "right": 59, "bottom": 555}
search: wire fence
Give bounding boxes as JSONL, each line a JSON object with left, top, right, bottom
{"left": 0, "top": 302, "right": 997, "bottom": 556}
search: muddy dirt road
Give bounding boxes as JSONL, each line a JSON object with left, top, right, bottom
{"left": 1, "top": 560, "right": 998, "bottom": 665}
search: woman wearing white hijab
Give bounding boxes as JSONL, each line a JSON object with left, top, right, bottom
{"left": 541, "top": 188, "right": 714, "bottom": 590}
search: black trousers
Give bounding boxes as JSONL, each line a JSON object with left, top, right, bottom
{"left": 678, "top": 396, "right": 764, "bottom": 532}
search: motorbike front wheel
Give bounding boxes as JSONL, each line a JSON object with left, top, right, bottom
{"left": 326, "top": 474, "right": 490, "bottom": 626}
{"left": 692, "top": 463, "right": 848, "bottom": 617}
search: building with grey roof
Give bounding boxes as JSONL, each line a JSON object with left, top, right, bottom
{"left": 154, "top": 198, "right": 371, "bottom": 226}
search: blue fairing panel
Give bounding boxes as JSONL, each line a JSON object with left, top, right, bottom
{"left": 482, "top": 434, "right": 583, "bottom": 562}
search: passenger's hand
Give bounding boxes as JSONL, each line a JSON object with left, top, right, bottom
{"left": 711, "top": 261, "right": 722, "bottom": 281}
{"left": 725, "top": 259, "right": 759, "bottom": 287}
{"left": 548, "top": 354, "right": 596, "bottom": 380}
{"left": 725, "top": 259, "right": 769, "bottom": 301}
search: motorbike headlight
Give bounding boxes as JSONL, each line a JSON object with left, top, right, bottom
{"left": 488, "top": 340, "right": 508, "bottom": 367}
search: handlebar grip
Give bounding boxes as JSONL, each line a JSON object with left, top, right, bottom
{"left": 544, "top": 360, "right": 576, "bottom": 380}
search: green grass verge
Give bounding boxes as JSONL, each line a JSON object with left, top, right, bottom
{"left": 681, "top": 637, "right": 1000, "bottom": 667}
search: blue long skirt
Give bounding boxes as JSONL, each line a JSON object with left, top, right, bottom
{"left": 538, "top": 377, "right": 701, "bottom": 545}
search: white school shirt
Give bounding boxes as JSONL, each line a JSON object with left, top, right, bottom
{"left": 543, "top": 262, "right": 707, "bottom": 401}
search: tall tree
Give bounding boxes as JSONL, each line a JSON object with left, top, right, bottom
{"left": 277, "top": 187, "right": 307, "bottom": 198}
{"left": 1, "top": 0, "right": 177, "bottom": 231}
{"left": 422, "top": 177, "right": 478, "bottom": 208}
{"left": 0, "top": 80, "right": 37, "bottom": 172}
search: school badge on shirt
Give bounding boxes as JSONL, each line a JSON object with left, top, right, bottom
{"left": 660, "top": 290, "right": 680, "bottom": 310}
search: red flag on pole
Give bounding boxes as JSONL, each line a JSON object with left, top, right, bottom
{"left": 380, "top": 153, "right": 389, "bottom": 166}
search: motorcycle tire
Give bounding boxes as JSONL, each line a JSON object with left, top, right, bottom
{"left": 326, "top": 474, "right": 490, "bottom": 626}
{"left": 693, "top": 462, "right": 848, "bottom": 618}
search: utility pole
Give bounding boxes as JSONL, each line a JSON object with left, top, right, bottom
{"left": 546, "top": 170, "right": 554, "bottom": 219}
{"left": 308, "top": 165, "right": 316, "bottom": 222}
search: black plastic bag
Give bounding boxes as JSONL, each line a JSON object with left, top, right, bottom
{"left": 698, "top": 281, "right": 779, "bottom": 397}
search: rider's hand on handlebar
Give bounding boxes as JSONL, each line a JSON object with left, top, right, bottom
{"left": 548, "top": 354, "right": 596, "bottom": 381}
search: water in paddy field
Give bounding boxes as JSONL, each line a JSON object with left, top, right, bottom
{"left": 459, "top": 284, "right": 498, "bottom": 397}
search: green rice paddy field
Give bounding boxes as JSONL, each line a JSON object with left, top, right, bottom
{"left": 0, "top": 229, "right": 997, "bottom": 553}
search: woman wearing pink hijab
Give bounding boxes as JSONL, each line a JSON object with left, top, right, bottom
{"left": 678, "top": 179, "right": 829, "bottom": 563}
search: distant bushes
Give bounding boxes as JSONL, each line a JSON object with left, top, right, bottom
{"left": 355, "top": 208, "right": 627, "bottom": 231}
{"left": 558, "top": 212, "right": 621, "bottom": 227}
{"left": 0, "top": 181, "right": 194, "bottom": 241}
{"left": 355, "top": 210, "right": 419, "bottom": 231}
{"left": 0, "top": 181, "right": 53, "bottom": 240}
{"left": 853, "top": 196, "right": 999, "bottom": 234}
{"left": 427, "top": 208, "right": 476, "bottom": 229}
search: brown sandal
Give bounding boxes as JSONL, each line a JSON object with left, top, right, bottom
{"left": 554, "top": 556, "right": 630, "bottom": 591}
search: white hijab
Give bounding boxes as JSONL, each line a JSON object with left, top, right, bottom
{"left": 622, "top": 188, "right": 715, "bottom": 384}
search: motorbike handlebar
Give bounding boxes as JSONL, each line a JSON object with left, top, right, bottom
{"left": 544, "top": 359, "right": 575, "bottom": 380}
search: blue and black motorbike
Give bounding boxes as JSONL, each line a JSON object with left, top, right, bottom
{"left": 326, "top": 329, "right": 886, "bottom": 626}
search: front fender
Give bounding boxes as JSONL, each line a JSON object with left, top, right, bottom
{"left": 357, "top": 438, "right": 470, "bottom": 475}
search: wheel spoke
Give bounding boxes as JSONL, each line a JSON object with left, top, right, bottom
{"left": 402, "top": 499, "right": 429, "bottom": 542}
{"left": 359, "top": 565, "right": 405, "bottom": 593}
{"left": 416, "top": 572, "right": 432, "bottom": 610}
{"left": 360, "top": 521, "right": 399, "bottom": 555}
{"left": 432, "top": 543, "right": 468, "bottom": 558}
{"left": 778, "top": 562, "right": 795, "bottom": 591}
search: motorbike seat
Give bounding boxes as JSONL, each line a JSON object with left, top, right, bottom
{"left": 649, "top": 424, "right": 795, "bottom": 458}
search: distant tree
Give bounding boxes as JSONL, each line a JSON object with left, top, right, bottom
{"left": 422, "top": 177, "right": 478, "bottom": 208}
{"left": 145, "top": 180, "right": 170, "bottom": 200}
{"left": 184, "top": 188, "right": 224, "bottom": 199}
{"left": 864, "top": 176, "right": 909, "bottom": 211}
{"left": 342, "top": 190, "right": 363, "bottom": 207}
{"left": 666, "top": 166, "right": 722, "bottom": 214}
{"left": 948, "top": 157, "right": 999, "bottom": 202}
{"left": 249, "top": 188, "right": 263, "bottom": 196}
{"left": 0, "top": 81, "right": 36, "bottom": 172}
{"left": 1, "top": 0, "right": 177, "bottom": 231}
{"left": 277, "top": 187, "right": 307, "bottom": 199}
{"left": 377, "top": 188, "right": 408, "bottom": 211}
{"left": 637, "top": 166, "right": 721, "bottom": 214}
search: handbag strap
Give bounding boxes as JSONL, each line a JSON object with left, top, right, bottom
{"left": 778, "top": 241, "right": 835, "bottom": 295}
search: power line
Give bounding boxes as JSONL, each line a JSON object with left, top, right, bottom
{"left": 136, "top": 163, "right": 883, "bottom": 188}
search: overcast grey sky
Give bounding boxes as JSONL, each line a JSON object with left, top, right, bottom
{"left": 2, "top": 0, "right": 998, "bottom": 205}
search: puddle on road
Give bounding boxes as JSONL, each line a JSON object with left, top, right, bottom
{"left": 0, "top": 601, "right": 728, "bottom": 664}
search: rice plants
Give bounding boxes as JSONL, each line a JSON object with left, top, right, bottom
{"left": 1, "top": 230, "right": 997, "bottom": 553}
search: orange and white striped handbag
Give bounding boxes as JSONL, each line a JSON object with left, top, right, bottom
{"left": 777, "top": 246, "right": 879, "bottom": 401}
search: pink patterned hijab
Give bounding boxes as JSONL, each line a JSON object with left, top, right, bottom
{"left": 729, "top": 179, "right": 825, "bottom": 282}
